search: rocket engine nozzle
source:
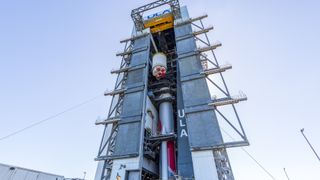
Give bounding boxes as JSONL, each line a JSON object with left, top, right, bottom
{"left": 152, "top": 53, "right": 167, "bottom": 80}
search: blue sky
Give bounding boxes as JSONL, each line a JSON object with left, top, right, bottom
{"left": 0, "top": 0, "right": 319, "bottom": 179}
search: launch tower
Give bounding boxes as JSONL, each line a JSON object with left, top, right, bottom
{"left": 95, "top": 1, "right": 248, "bottom": 179}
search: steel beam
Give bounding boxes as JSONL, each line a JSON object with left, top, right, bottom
{"left": 201, "top": 64, "right": 232, "bottom": 75}
{"left": 193, "top": 26, "right": 214, "bottom": 36}
{"left": 104, "top": 89, "right": 125, "bottom": 96}
{"left": 198, "top": 43, "right": 222, "bottom": 53}
{"left": 175, "top": 14, "right": 208, "bottom": 27}
{"left": 209, "top": 96, "right": 247, "bottom": 107}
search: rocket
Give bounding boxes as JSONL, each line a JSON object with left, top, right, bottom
{"left": 152, "top": 52, "right": 176, "bottom": 180}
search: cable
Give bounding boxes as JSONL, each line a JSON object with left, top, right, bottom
{"left": 0, "top": 95, "right": 101, "bottom": 142}
{"left": 221, "top": 129, "right": 277, "bottom": 180}
{"left": 283, "top": 168, "right": 290, "bottom": 180}
{"left": 240, "top": 147, "right": 276, "bottom": 180}
{"left": 300, "top": 128, "right": 320, "bottom": 161}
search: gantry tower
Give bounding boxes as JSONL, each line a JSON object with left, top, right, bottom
{"left": 95, "top": 1, "right": 248, "bottom": 179}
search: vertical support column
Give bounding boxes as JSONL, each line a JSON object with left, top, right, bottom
{"left": 213, "top": 149, "right": 234, "bottom": 179}
{"left": 174, "top": 6, "right": 234, "bottom": 180}
{"left": 176, "top": 62, "right": 194, "bottom": 178}
{"left": 96, "top": 32, "right": 153, "bottom": 180}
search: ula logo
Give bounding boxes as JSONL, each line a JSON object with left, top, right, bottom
{"left": 178, "top": 109, "right": 188, "bottom": 138}
{"left": 145, "top": 9, "right": 171, "bottom": 20}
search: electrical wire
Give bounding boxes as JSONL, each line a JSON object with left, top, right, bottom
{"left": 239, "top": 147, "right": 276, "bottom": 180}
{"left": 283, "top": 168, "right": 290, "bottom": 180}
{"left": 0, "top": 95, "right": 101, "bottom": 142}
{"left": 221, "top": 128, "right": 277, "bottom": 180}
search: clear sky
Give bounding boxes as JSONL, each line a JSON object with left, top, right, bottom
{"left": 0, "top": 0, "right": 319, "bottom": 180}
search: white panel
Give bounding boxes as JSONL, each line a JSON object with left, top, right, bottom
{"left": 38, "top": 173, "right": 59, "bottom": 180}
{"left": 191, "top": 150, "right": 219, "bottom": 180}
{"left": 110, "top": 157, "right": 140, "bottom": 180}
{"left": 0, "top": 164, "right": 10, "bottom": 179}
{"left": 94, "top": 161, "right": 105, "bottom": 180}
{"left": 24, "top": 171, "right": 39, "bottom": 180}
{"left": 145, "top": 97, "right": 158, "bottom": 136}
{"left": 10, "top": 169, "right": 28, "bottom": 179}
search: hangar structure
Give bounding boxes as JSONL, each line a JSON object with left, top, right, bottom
{"left": 0, "top": 163, "right": 82, "bottom": 180}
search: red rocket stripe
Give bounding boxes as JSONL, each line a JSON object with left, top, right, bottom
{"left": 167, "top": 141, "right": 176, "bottom": 173}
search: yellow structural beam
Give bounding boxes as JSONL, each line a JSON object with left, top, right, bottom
{"left": 143, "top": 13, "right": 174, "bottom": 33}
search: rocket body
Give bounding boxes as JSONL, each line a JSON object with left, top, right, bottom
{"left": 159, "top": 94, "right": 176, "bottom": 179}
{"left": 152, "top": 52, "right": 176, "bottom": 180}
